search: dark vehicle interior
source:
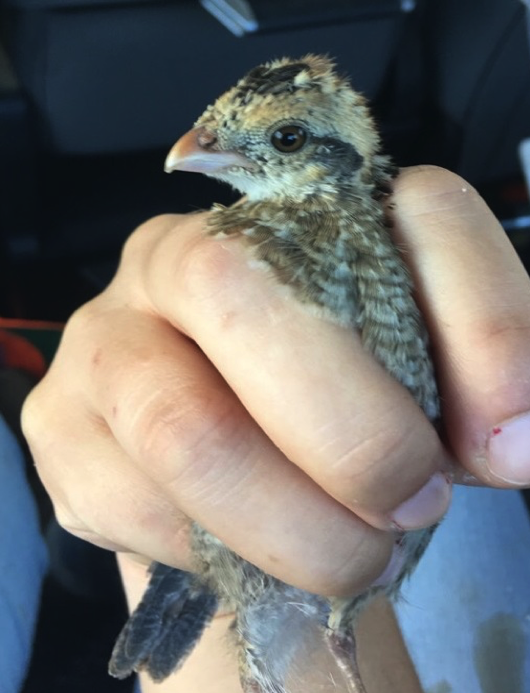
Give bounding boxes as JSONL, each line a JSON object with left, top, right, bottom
{"left": 1, "top": 0, "right": 529, "bottom": 691}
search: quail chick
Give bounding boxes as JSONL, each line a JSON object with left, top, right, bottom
{"left": 109, "top": 55, "right": 440, "bottom": 693}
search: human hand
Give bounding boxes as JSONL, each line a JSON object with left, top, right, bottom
{"left": 22, "top": 166, "right": 530, "bottom": 596}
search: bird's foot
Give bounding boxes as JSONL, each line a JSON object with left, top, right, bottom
{"left": 241, "top": 679, "right": 266, "bottom": 693}
{"left": 109, "top": 562, "right": 218, "bottom": 681}
{"left": 326, "top": 630, "right": 368, "bottom": 693}
{"left": 241, "top": 675, "right": 285, "bottom": 693}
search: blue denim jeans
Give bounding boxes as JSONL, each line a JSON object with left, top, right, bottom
{"left": 0, "top": 415, "right": 48, "bottom": 692}
{"left": 397, "top": 485, "right": 530, "bottom": 692}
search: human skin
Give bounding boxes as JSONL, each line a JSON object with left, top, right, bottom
{"left": 22, "top": 166, "right": 530, "bottom": 599}
{"left": 117, "top": 553, "right": 424, "bottom": 693}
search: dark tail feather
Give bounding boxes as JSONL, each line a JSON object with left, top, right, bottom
{"left": 109, "top": 562, "right": 218, "bottom": 681}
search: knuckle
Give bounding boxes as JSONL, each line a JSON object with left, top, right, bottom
{"left": 307, "top": 530, "right": 393, "bottom": 596}
{"left": 21, "top": 380, "right": 58, "bottom": 448}
{"left": 461, "top": 313, "right": 530, "bottom": 387}
{"left": 175, "top": 233, "right": 237, "bottom": 313}
{"left": 120, "top": 220, "right": 153, "bottom": 265}
{"left": 321, "top": 409, "right": 438, "bottom": 514}
{"left": 121, "top": 214, "right": 179, "bottom": 263}
{"left": 21, "top": 317, "right": 94, "bottom": 444}
{"left": 63, "top": 301, "right": 97, "bottom": 337}
{"left": 473, "top": 314, "right": 530, "bottom": 346}
{"left": 119, "top": 212, "right": 220, "bottom": 316}
{"left": 325, "top": 417, "right": 415, "bottom": 493}
{"left": 462, "top": 316, "right": 530, "bottom": 408}
{"left": 58, "top": 300, "right": 105, "bottom": 358}
{"left": 54, "top": 509, "right": 122, "bottom": 551}
{"left": 53, "top": 503, "right": 85, "bottom": 535}
{"left": 131, "top": 383, "right": 243, "bottom": 488}
{"left": 20, "top": 385, "right": 42, "bottom": 441}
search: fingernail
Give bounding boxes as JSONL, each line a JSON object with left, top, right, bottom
{"left": 390, "top": 472, "right": 451, "bottom": 530}
{"left": 487, "top": 412, "right": 530, "bottom": 484}
{"left": 372, "top": 542, "right": 406, "bottom": 587}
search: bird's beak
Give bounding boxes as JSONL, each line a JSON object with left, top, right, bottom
{"left": 164, "top": 127, "right": 256, "bottom": 174}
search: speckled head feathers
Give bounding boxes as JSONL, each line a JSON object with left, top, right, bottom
{"left": 190, "top": 55, "right": 383, "bottom": 201}
{"left": 231, "top": 55, "right": 344, "bottom": 97}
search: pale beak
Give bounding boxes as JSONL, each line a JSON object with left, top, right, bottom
{"left": 164, "top": 127, "right": 256, "bottom": 174}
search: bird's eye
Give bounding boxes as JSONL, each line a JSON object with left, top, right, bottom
{"left": 271, "top": 125, "right": 307, "bottom": 153}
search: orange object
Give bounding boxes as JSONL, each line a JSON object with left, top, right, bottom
{"left": 0, "top": 318, "right": 64, "bottom": 379}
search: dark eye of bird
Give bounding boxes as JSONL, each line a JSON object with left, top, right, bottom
{"left": 271, "top": 125, "right": 307, "bottom": 153}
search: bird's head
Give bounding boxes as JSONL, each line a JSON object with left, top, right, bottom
{"left": 165, "top": 55, "right": 382, "bottom": 203}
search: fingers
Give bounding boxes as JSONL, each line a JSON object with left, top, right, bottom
{"left": 391, "top": 166, "right": 530, "bottom": 487}
{"left": 22, "top": 380, "right": 194, "bottom": 568}
{"left": 88, "top": 306, "right": 394, "bottom": 595}
{"left": 126, "top": 213, "right": 451, "bottom": 532}
{"left": 24, "top": 163, "right": 526, "bottom": 603}
{"left": 23, "top": 293, "right": 393, "bottom": 595}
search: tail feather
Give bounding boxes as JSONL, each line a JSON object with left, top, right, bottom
{"left": 109, "top": 562, "right": 218, "bottom": 681}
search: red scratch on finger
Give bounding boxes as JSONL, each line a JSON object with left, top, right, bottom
{"left": 492, "top": 427, "right": 502, "bottom": 436}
